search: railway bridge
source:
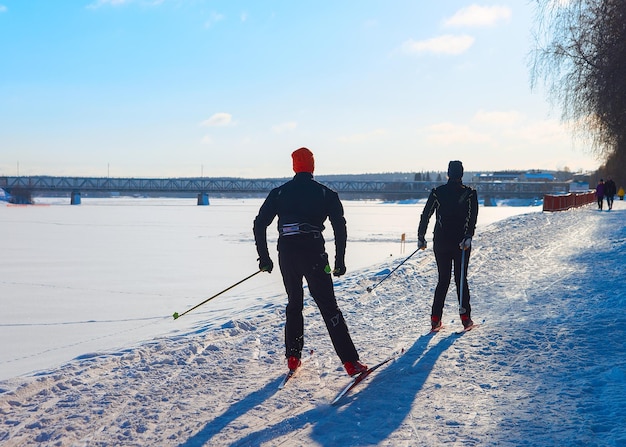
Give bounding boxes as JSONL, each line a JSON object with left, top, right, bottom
{"left": 0, "top": 176, "right": 572, "bottom": 205}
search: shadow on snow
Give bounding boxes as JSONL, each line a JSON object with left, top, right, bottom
{"left": 178, "top": 332, "right": 460, "bottom": 446}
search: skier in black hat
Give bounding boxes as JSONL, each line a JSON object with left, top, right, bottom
{"left": 417, "top": 160, "right": 479, "bottom": 331}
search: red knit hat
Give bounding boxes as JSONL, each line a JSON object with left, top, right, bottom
{"left": 292, "top": 147, "right": 315, "bottom": 173}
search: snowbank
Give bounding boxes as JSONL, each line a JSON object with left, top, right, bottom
{"left": 1, "top": 201, "right": 625, "bottom": 446}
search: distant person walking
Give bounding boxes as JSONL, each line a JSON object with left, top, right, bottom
{"left": 253, "top": 147, "right": 367, "bottom": 377}
{"left": 604, "top": 178, "right": 616, "bottom": 210}
{"left": 596, "top": 179, "right": 605, "bottom": 210}
{"left": 417, "top": 161, "right": 478, "bottom": 331}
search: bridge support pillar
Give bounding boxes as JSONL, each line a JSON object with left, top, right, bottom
{"left": 197, "top": 192, "right": 209, "bottom": 206}
{"left": 71, "top": 191, "right": 81, "bottom": 205}
{"left": 483, "top": 195, "right": 496, "bottom": 207}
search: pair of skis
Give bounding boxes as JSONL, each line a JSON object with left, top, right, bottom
{"left": 429, "top": 321, "right": 482, "bottom": 335}
{"left": 278, "top": 350, "right": 402, "bottom": 405}
{"left": 280, "top": 321, "right": 482, "bottom": 402}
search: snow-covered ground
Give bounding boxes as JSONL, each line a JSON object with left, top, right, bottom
{"left": 1, "top": 197, "right": 625, "bottom": 446}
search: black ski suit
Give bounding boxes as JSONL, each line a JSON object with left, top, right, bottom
{"left": 253, "top": 172, "right": 359, "bottom": 363}
{"left": 417, "top": 179, "right": 478, "bottom": 321}
{"left": 605, "top": 179, "right": 616, "bottom": 210}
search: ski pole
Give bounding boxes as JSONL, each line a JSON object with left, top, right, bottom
{"left": 173, "top": 270, "right": 262, "bottom": 320}
{"left": 366, "top": 248, "right": 420, "bottom": 293}
{"left": 459, "top": 247, "right": 467, "bottom": 314}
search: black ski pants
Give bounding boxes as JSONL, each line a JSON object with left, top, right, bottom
{"left": 278, "top": 242, "right": 359, "bottom": 364}
{"left": 432, "top": 244, "right": 471, "bottom": 320}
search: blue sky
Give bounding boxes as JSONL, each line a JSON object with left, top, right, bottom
{"left": 0, "top": 1, "right": 600, "bottom": 178}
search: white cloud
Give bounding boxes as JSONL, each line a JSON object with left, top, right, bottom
{"left": 87, "top": 0, "right": 165, "bottom": 8}
{"left": 421, "top": 113, "right": 585, "bottom": 171}
{"left": 200, "top": 113, "right": 233, "bottom": 127}
{"left": 472, "top": 110, "right": 523, "bottom": 127}
{"left": 0, "top": 5, "right": 7, "bottom": 13}
{"left": 338, "top": 129, "right": 387, "bottom": 144}
{"left": 271, "top": 122, "right": 297, "bottom": 134}
{"left": 516, "top": 119, "right": 570, "bottom": 145}
{"left": 201, "top": 135, "right": 213, "bottom": 145}
{"left": 87, "top": 0, "right": 131, "bottom": 8}
{"left": 425, "top": 122, "right": 493, "bottom": 146}
{"left": 444, "top": 5, "right": 512, "bottom": 28}
{"left": 204, "top": 11, "right": 224, "bottom": 28}
{"left": 401, "top": 34, "right": 475, "bottom": 55}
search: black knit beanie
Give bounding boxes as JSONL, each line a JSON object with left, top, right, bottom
{"left": 447, "top": 160, "right": 464, "bottom": 180}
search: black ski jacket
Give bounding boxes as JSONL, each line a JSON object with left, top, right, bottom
{"left": 253, "top": 172, "right": 347, "bottom": 262}
{"left": 417, "top": 179, "right": 478, "bottom": 250}
{"left": 605, "top": 179, "right": 617, "bottom": 196}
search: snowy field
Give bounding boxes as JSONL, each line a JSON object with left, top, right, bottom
{"left": 1, "top": 197, "right": 625, "bottom": 446}
{"left": 0, "top": 197, "right": 530, "bottom": 381}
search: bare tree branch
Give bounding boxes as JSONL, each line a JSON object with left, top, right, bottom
{"left": 530, "top": 0, "right": 626, "bottom": 185}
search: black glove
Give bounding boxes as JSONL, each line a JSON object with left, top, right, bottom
{"left": 333, "top": 259, "right": 346, "bottom": 277}
{"left": 258, "top": 256, "right": 273, "bottom": 273}
{"left": 418, "top": 236, "right": 427, "bottom": 250}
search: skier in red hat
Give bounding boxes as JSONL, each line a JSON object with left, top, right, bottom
{"left": 253, "top": 147, "right": 367, "bottom": 377}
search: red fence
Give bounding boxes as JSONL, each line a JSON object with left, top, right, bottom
{"left": 543, "top": 191, "right": 596, "bottom": 212}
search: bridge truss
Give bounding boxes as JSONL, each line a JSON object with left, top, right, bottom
{"left": 0, "top": 176, "right": 571, "bottom": 200}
